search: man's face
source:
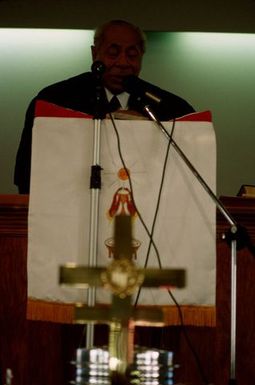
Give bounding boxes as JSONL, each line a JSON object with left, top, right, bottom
{"left": 91, "top": 24, "right": 144, "bottom": 94}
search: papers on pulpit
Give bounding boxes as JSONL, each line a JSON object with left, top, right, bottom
{"left": 28, "top": 101, "right": 216, "bottom": 306}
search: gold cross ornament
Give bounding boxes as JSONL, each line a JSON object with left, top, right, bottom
{"left": 59, "top": 215, "right": 185, "bottom": 374}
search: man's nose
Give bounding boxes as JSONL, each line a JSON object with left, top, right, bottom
{"left": 116, "top": 51, "right": 129, "bottom": 66}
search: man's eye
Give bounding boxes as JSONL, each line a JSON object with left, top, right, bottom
{"left": 106, "top": 46, "right": 120, "bottom": 57}
{"left": 126, "top": 48, "right": 140, "bottom": 58}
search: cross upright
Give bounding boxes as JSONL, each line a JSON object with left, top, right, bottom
{"left": 59, "top": 215, "right": 185, "bottom": 374}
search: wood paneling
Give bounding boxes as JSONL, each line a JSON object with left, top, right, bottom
{"left": 216, "top": 196, "right": 255, "bottom": 385}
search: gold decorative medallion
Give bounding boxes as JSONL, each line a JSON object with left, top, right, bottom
{"left": 101, "top": 258, "right": 144, "bottom": 298}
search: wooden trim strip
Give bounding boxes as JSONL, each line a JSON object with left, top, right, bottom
{"left": 27, "top": 299, "right": 216, "bottom": 327}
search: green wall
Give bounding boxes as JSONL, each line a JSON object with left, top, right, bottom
{"left": 1, "top": 29, "right": 255, "bottom": 196}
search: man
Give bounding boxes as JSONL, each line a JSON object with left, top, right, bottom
{"left": 14, "top": 19, "right": 195, "bottom": 194}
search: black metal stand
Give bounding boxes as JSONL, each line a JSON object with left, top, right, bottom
{"left": 140, "top": 103, "right": 255, "bottom": 385}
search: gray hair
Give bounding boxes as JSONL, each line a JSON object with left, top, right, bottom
{"left": 93, "top": 19, "right": 146, "bottom": 53}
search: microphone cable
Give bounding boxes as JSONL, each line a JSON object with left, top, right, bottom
{"left": 109, "top": 112, "right": 211, "bottom": 385}
{"left": 133, "top": 119, "right": 176, "bottom": 305}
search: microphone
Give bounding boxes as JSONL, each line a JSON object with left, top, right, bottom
{"left": 91, "top": 61, "right": 107, "bottom": 119}
{"left": 91, "top": 61, "right": 106, "bottom": 78}
{"left": 123, "top": 75, "right": 162, "bottom": 104}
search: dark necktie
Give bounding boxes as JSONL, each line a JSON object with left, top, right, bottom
{"left": 108, "top": 95, "right": 121, "bottom": 112}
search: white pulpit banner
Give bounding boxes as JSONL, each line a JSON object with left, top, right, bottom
{"left": 28, "top": 101, "right": 216, "bottom": 306}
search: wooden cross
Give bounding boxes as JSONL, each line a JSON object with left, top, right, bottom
{"left": 60, "top": 215, "right": 185, "bottom": 374}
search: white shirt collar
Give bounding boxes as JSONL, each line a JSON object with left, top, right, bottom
{"left": 105, "top": 88, "right": 129, "bottom": 110}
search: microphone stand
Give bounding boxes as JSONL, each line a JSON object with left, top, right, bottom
{"left": 140, "top": 102, "right": 254, "bottom": 385}
{"left": 86, "top": 63, "right": 106, "bottom": 348}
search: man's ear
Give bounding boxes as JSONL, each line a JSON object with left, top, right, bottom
{"left": 91, "top": 45, "right": 97, "bottom": 61}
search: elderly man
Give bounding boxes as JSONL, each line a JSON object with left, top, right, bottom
{"left": 14, "top": 19, "right": 195, "bottom": 194}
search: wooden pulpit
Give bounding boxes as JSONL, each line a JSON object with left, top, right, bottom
{"left": 1, "top": 194, "right": 255, "bottom": 384}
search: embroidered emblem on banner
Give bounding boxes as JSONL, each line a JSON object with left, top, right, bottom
{"left": 105, "top": 167, "right": 141, "bottom": 260}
